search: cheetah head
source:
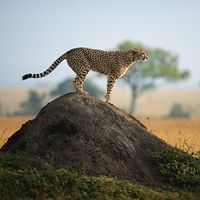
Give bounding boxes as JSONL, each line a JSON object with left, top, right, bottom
{"left": 132, "top": 48, "right": 148, "bottom": 62}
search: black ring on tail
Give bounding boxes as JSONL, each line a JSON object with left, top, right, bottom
{"left": 22, "top": 73, "right": 32, "bottom": 80}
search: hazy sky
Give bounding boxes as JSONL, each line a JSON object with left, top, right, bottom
{"left": 1, "top": 0, "right": 200, "bottom": 88}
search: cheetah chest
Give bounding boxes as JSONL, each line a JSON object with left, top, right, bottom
{"left": 119, "top": 66, "right": 130, "bottom": 77}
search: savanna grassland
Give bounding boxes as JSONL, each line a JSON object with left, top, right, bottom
{"left": 0, "top": 116, "right": 33, "bottom": 148}
{"left": 0, "top": 116, "right": 199, "bottom": 151}
{"left": 141, "top": 118, "right": 200, "bottom": 152}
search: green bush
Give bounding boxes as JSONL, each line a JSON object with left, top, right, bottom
{"left": 152, "top": 149, "right": 200, "bottom": 191}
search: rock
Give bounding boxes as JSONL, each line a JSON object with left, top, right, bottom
{"left": 1, "top": 93, "right": 172, "bottom": 188}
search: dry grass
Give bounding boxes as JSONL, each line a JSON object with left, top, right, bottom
{"left": 0, "top": 116, "right": 199, "bottom": 152}
{"left": 141, "top": 118, "right": 200, "bottom": 152}
{"left": 0, "top": 116, "right": 33, "bottom": 148}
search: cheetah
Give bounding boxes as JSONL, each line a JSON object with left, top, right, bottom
{"left": 22, "top": 47, "right": 148, "bottom": 103}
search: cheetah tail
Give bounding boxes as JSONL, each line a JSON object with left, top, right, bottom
{"left": 22, "top": 52, "right": 67, "bottom": 80}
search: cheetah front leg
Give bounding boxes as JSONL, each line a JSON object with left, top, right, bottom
{"left": 105, "top": 75, "right": 117, "bottom": 104}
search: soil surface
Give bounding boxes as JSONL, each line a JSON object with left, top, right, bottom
{"left": 1, "top": 93, "right": 174, "bottom": 189}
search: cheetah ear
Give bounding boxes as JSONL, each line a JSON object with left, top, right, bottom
{"left": 132, "top": 48, "right": 139, "bottom": 54}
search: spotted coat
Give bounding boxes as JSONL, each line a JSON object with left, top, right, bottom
{"left": 22, "top": 47, "right": 148, "bottom": 103}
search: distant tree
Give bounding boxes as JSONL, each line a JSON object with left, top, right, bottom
{"left": 0, "top": 101, "right": 2, "bottom": 115}
{"left": 19, "top": 90, "right": 43, "bottom": 115}
{"left": 51, "top": 77, "right": 104, "bottom": 98}
{"left": 166, "top": 103, "right": 190, "bottom": 118}
{"left": 117, "top": 40, "right": 190, "bottom": 115}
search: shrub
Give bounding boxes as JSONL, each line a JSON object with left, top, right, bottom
{"left": 152, "top": 149, "right": 200, "bottom": 191}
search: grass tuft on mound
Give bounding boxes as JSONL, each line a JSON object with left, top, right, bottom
{"left": 0, "top": 153, "right": 200, "bottom": 200}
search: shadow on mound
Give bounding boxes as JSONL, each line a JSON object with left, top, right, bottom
{"left": 1, "top": 93, "right": 174, "bottom": 189}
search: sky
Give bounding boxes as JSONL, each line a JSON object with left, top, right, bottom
{"left": 0, "top": 0, "right": 200, "bottom": 88}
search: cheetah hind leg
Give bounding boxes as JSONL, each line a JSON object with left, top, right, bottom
{"left": 73, "top": 74, "right": 89, "bottom": 94}
{"left": 105, "top": 75, "right": 117, "bottom": 104}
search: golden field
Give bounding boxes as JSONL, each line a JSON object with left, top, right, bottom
{"left": 0, "top": 116, "right": 199, "bottom": 151}
{"left": 0, "top": 116, "right": 33, "bottom": 148}
{"left": 141, "top": 118, "right": 200, "bottom": 152}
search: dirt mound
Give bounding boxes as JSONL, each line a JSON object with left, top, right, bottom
{"left": 1, "top": 93, "right": 172, "bottom": 188}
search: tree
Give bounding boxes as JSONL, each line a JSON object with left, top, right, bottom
{"left": 51, "top": 77, "right": 104, "bottom": 98}
{"left": 19, "top": 90, "right": 43, "bottom": 115}
{"left": 117, "top": 40, "right": 190, "bottom": 115}
{"left": 166, "top": 103, "right": 190, "bottom": 118}
{"left": 0, "top": 101, "right": 2, "bottom": 115}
